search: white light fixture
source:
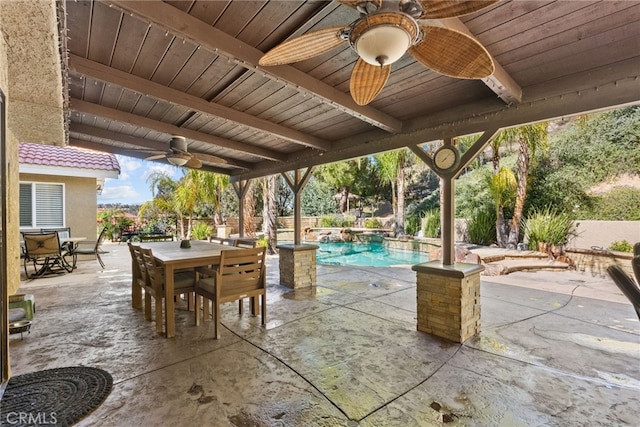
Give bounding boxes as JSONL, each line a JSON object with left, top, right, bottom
{"left": 166, "top": 152, "right": 190, "bottom": 166}
{"left": 350, "top": 13, "right": 420, "bottom": 67}
{"left": 357, "top": 26, "right": 412, "bottom": 66}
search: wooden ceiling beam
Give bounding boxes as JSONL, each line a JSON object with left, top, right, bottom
{"left": 69, "top": 123, "right": 254, "bottom": 170}
{"left": 232, "top": 71, "right": 640, "bottom": 180}
{"left": 69, "top": 55, "right": 332, "bottom": 152}
{"left": 105, "top": 0, "right": 403, "bottom": 133}
{"left": 70, "top": 98, "right": 286, "bottom": 162}
{"left": 69, "top": 138, "right": 231, "bottom": 174}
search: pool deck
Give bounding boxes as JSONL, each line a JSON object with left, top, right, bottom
{"left": 8, "top": 242, "right": 640, "bottom": 426}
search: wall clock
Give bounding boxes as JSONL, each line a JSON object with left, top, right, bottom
{"left": 433, "top": 145, "right": 460, "bottom": 173}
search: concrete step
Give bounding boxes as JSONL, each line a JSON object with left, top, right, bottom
{"left": 483, "top": 258, "right": 570, "bottom": 276}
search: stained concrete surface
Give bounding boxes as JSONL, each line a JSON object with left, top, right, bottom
{"left": 9, "top": 242, "right": 640, "bottom": 426}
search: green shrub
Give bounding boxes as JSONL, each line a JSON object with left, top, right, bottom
{"left": 522, "top": 207, "right": 575, "bottom": 250}
{"left": 405, "top": 215, "right": 420, "bottom": 236}
{"left": 320, "top": 215, "right": 337, "bottom": 227}
{"left": 609, "top": 240, "right": 633, "bottom": 252}
{"left": 422, "top": 209, "right": 441, "bottom": 238}
{"left": 364, "top": 217, "right": 383, "bottom": 229}
{"left": 466, "top": 206, "right": 496, "bottom": 246}
{"left": 320, "top": 214, "right": 355, "bottom": 227}
{"left": 191, "top": 221, "right": 212, "bottom": 240}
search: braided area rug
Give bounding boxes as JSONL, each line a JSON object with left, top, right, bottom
{"left": 0, "top": 366, "right": 112, "bottom": 426}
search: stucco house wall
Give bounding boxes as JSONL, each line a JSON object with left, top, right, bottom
{"left": 19, "top": 173, "right": 98, "bottom": 241}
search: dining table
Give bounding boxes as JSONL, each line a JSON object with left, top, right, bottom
{"left": 135, "top": 240, "right": 241, "bottom": 338}
{"left": 61, "top": 236, "right": 86, "bottom": 270}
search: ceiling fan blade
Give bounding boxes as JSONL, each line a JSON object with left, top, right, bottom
{"left": 349, "top": 58, "right": 391, "bottom": 106}
{"left": 409, "top": 25, "right": 494, "bottom": 79}
{"left": 185, "top": 155, "right": 202, "bottom": 169}
{"left": 259, "top": 26, "right": 347, "bottom": 66}
{"left": 145, "top": 153, "right": 167, "bottom": 161}
{"left": 417, "top": 0, "right": 499, "bottom": 19}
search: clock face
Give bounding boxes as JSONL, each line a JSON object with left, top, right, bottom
{"left": 434, "top": 146, "right": 458, "bottom": 171}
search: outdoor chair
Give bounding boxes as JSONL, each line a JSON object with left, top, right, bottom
{"left": 606, "top": 264, "right": 640, "bottom": 321}
{"left": 633, "top": 255, "right": 640, "bottom": 296}
{"left": 42, "top": 227, "right": 74, "bottom": 261}
{"left": 128, "top": 243, "right": 151, "bottom": 317}
{"left": 141, "top": 246, "right": 196, "bottom": 333}
{"left": 231, "top": 238, "right": 259, "bottom": 314}
{"left": 194, "top": 247, "right": 266, "bottom": 339}
{"left": 210, "top": 237, "right": 235, "bottom": 246}
{"left": 74, "top": 226, "right": 108, "bottom": 268}
{"left": 233, "top": 238, "right": 258, "bottom": 248}
{"left": 22, "top": 232, "right": 73, "bottom": 277}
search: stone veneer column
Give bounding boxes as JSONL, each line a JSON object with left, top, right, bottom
{"left": 277, "top": 244, "right": 319, "bottom": 289}
{"left": 411, "top": 261, "right": 485, "bottom": 343}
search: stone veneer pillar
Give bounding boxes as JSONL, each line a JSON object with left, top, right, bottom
{"left": 411, "top": 261, "right": 485, "bottom": 343}
{"left": 277, "top": 244, "right": 319, "bottom": 289}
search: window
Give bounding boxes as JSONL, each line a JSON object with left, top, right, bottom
{"left": 19, "top": 182, "right": 65, "bottom": 228}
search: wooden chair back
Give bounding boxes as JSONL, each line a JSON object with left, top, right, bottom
{"left": 140, "top": 247, "right": 163, "bottom": 295}
{"left": 217, "top": 247, "right": 266, "bottom": 301}
{"left": 233, "top": 238, "right": 258, "bottom": 248}
{"left": 194, "top": 246, "right": 266, "bottom": 339}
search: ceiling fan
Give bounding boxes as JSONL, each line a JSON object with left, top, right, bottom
{"left": 143, "top": 136, "right": 221, "bottom": 168}
{"left": 259, "top": 0, "right": 498, "bottom": 105}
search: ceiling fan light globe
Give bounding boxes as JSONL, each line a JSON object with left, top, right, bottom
{"left": 166, "top": 152, "right": 190, "bottom": 166}
{"left": 356, "top": 25, "right": 411, "bottom": 66}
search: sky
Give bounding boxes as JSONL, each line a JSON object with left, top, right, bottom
{"left": 97, "top": 154, "right": 184, "bottom": 205}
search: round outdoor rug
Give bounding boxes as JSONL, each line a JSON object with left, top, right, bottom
{"left": 0, "top": 366, "right": 113, "bottom": 427}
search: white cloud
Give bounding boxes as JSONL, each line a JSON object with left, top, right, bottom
{"left": 143, "top": 163, "right": 182, "bottom": 181}
{"left": 116, "top": 155, "right": 143, "bottom": 179}
{"left": 99, "top": 185, "right": 140, "bottom": 200}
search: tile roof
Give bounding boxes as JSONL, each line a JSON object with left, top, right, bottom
{"left": 18, "top": 142, "right": 120, "bottom": 172}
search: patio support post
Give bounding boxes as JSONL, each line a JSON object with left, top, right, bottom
{"left": 281, "top": 167, "right": 314, "bottom": 245}
{"left": 441, "top": 175, "right": 455, "bottom": 266}
{"left": 279, "top": 168, "right": 318, "bottom": 289}
{"left": 409, "top": 132, "right": 500, "bottom": 342}
{"left": 232, "top": 180, "right": 251, "bottom": 238}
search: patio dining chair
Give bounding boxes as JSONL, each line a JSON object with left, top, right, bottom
{"left": 128, "top": 242, "right": 151, "bottom": 316}
{"left": 74, "top": 226, "right": 108, "bottom": 268}
{"left": 607, "top": 264, "right": 640, "bottom": 321}
{"left": 22, "top": 232, "right": 73, "bottom": 277}
{"left": 141, "top": 246, "right": 196, "bottom": 333}
{"left": 194, "top": 247, "right": 266, "bottom": 339}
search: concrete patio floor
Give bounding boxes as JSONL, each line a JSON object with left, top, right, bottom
{"left": 9, "top": 242, "right": 640, "bottom": 426}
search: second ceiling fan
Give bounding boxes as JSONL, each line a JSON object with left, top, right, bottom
{"left": 259, "top": 0, "right": 498, "bottom": 105}
{"left": 144, "top": 136, "right": 223, "bottom": 169}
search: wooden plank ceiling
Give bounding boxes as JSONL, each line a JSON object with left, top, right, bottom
{"left": 65, "top": 0, "right": 640, "bottom": 180}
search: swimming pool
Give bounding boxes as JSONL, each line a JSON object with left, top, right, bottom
{"left": 315, "top": 241, "right": 429, "bottom": 267}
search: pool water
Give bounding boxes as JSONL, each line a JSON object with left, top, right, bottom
{"left": 316, "top": 241, "right": 429, "bottom": 267}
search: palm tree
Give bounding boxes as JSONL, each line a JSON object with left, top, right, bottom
{"left": 142, "top": 171, "right": 179, "bottom": 235}
{"left": 488, "top": 167, "right": 516, "bottom": 247}
{"left": 196, "top": 171, "right": 229, "bottom": 226}
{"left": 262, "top": 175, "right": 278, "bottom": 254}
{"left": 243, "top": 180, "right": 256, "bottom": 238}
{"left": 375, "top": 149, "right": 413, "bottom": 233}
{"left": 145, "top": 170, "right": 229, "bottom": 240}
{"left": 494, "top": 124, "right": 549, "bottom": 248}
